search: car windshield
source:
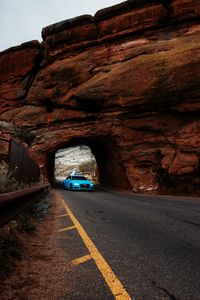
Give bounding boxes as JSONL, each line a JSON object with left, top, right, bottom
{"left": 71, "top": 176, "right": 87, "bottom": 180}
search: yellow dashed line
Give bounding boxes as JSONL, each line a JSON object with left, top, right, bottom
{"left": 58, "top": 213, "right": 69, "bottom": 218}
{"left": 58, "top": 225, "right": 76, "bottom": 232}
{"left": 58, "top": 194, "right": 133, "bottom": 300}
{"left": 71, "top": 254, "right": 92, "bottom": 265}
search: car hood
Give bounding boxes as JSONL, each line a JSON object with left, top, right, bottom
{"left": 72, "top": 180, "right": 92, "bottom": 184}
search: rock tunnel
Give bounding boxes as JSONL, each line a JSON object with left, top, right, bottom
{"left": 46, "top": 137, "right": 131, "bottom": 189}
{"left": 0, "top": 0, "right": 200, "bottom": 194}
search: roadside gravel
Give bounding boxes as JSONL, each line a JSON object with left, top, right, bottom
{"left": 0, "top": 191, "right": 70, "bottom": 300}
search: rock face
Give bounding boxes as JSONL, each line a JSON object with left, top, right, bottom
{"left": 54, "top": 146, "right": 96, "bottom": 178}
{"left": 0, "top": 0, "right": 200, "bottom": 194}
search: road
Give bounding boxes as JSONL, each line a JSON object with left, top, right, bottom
{"left": 55, "top": 185, "right": 200, "bottom": 300}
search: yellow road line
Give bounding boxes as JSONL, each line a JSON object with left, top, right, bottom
{"left": 58, "top": 225, "right": 76, "bottom": 232}
{"left": 58, "top": 213, "right": 69, "bottom": 218}
{"left": 71, "top": 254, "right": 92, "bottom": 265}
{"left": 58, "top": 194, "right": 133, "bottom": 300}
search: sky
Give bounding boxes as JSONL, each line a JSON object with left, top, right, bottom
{"left": 0, "top": 0, "right": 123, "bottom": 52}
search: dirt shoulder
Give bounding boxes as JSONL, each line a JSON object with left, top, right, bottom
{"left": 0, "top": 191, "right": 70, "bottom": 300}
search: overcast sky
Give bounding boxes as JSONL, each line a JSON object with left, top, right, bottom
{"left": 0, "top": 0, "right": 123, "bottom": 52}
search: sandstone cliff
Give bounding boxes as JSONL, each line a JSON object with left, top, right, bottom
{"left": 0, "top": 0, "right": 200, "bottom": 194}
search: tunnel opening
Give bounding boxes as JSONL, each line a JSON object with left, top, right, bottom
{"left": 55, "top": 145, "right": 97, "bottom": 184}
{"left": 45, "top": 136, "right": 131, "bottom": 190}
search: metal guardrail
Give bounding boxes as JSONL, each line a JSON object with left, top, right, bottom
{"left": 9, "top": 139, "right": 40, "bottom": 184}
{"left": 0, "top": 183, "right": 49, "bottom": 205}
{"left": 0, "top": 183, "right": 50, "bottom": 227}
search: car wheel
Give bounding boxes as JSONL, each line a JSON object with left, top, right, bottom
{"left": 70, "top": 184, "right": 73, "bottom": 190}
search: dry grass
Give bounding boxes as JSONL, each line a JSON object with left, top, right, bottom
{"left": 78, "top": 160, "right": 96, "bottom": 174}
{"left": 0, "top": 192, "right": 70, "bottom": 300}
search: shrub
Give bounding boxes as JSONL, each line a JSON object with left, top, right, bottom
{"left": 0, "top": 162, "right": 17, "bottom": 193}
{"left": 78, "top": 160, "right": 96, "bottom": 173}
{"left": 78, "top": 160, "right": 97, "bottom": 180}
{"left": 14, "top": 128, "right": 35, "bottom": 146}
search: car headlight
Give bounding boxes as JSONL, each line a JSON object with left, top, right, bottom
{"left": 74, "top": 183, "right": 80, "bottom": 186}
{"left": 90, "top": 183, "right": 94, "bottom": 186}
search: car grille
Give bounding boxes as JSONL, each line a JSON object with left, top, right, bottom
{"left": 80, "top": 184, "right": 89, "bottom": 188}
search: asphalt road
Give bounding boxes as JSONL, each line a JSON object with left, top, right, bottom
{"left": 56, "top": 186, "right": 200, "bottom": 300}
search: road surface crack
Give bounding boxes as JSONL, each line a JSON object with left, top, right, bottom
{"left": 179, "top": 219, "right": 200, "bottom": 228}
{"left": 157, "top": 286, "right": 177, "bottom": 300}
{"left": 146, "top": 276, "right": 177, "bottom": 300}
{"left": 166, "top": 212, "right": 200, "bottom": 228}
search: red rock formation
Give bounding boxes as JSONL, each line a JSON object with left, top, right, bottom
{"left": 0, "top": 0, "right": 200, "bottom": 194}
{"left": 0, "top": 41, "right": 41, "bottom": 102}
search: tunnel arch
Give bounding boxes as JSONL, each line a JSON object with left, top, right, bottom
{"left": 0, "top": 1, "right": 199, "bottom": 196}
{"left": 45, "top": 136, "right": 131, "bottom": 190}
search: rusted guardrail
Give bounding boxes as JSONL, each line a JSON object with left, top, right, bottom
{"left": 9, "top": 139, "right": 40, "bottom": 185}
{"left": 0, "top": 183, "right": 49, "bottom": 205}
{"left": 0, "top": 183, "right": 50, "bottom": 227}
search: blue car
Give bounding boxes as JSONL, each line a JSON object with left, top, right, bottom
{"left": 63, "top": 175, "right": 94, "bottom": 191}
